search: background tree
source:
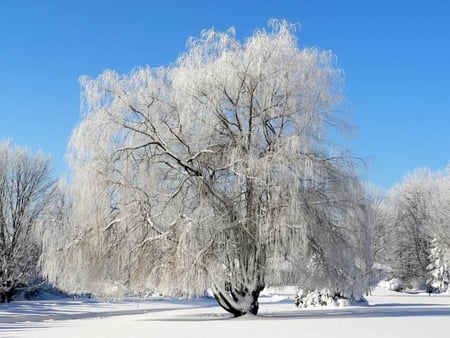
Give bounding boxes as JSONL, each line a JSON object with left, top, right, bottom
{"left": 427, "top": 238, "right": 449, "bottom": 293}
{"left": 55, "top": 20, "right": 370, "bottom": 315}
{"left": 0, "top": 142, "right": 54, "bottom": 301}
{"left": 381, "top": 168, "right": 441, "bottom": 288}
{"left": 38, "top": 179, "right": 79, "bottom": 291}
{"left": 365, "top": 185, "right": 392, "bottom": 280}
{"left": 431, "top": 167, "right": 450, "bottom": 249}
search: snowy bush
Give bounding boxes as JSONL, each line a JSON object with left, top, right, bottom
{"left": 378, "top": 278, "right": 404, "bottom": 292}
{"left": 295, "top": 289, "right": 366, "bottom": 308}
{"left": 12, "top": 283, "right": 69, "bottom": 301}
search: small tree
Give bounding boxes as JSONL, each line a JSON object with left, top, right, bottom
{"left": 427, "top": 238, "right": 449, "bottom": 293}
{"left": 0, "top": 142, "right": 55, "bottom": 301}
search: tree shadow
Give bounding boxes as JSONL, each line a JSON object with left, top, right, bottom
{"left": 146, "top": 301, "right": 450, "bottom": 322}
{"left": 257, "top": 304, "right": 450, "bottom": 320}
{"left": 0, "top": 295, "right": 218, "bottom": 326}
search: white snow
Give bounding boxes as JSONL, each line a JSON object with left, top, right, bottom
{"left": 1, "top": 287, "right": 450, "bottom": 338}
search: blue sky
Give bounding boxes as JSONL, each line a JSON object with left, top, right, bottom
{"left": 1, "top": 0, "right": 449, "bottom": 189}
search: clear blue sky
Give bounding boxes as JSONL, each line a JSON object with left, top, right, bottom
{"left": 1, "top": 0, "right": 449, "bottom": 189}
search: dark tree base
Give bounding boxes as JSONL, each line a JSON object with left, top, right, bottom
{"left": 213, "top": 284, "right": 264, "bottom": 317}
{"left": 1, "top": 291, "right": 13, "bottom": 303}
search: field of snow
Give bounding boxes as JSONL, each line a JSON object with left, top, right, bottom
{"left": 1, "top": 287, "right": 450, "bottom": 338}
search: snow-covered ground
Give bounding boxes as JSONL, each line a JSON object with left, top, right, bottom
{"left": 1, "top": 287, "right": 450, "bottom": 338}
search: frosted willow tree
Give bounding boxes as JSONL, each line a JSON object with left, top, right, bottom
{"left": 65, "top": 20, "right": 368, "bottom": 315}
{"left": 0, "top": 142, "right": 55, "bottom": 301}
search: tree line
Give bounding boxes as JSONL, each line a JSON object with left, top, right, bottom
{"left": 1, "top": 21, "right": 448, "bottom": 314}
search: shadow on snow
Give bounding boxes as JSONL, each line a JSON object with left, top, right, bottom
{"left": 1, "top": 294, "right": 450, "bottom": 325}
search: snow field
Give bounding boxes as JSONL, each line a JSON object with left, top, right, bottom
{"left": 1, "top": 287, "right": 450, "bottom": 338}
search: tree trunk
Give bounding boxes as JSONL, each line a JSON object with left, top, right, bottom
{"left": 212, "top": 283, "right": 264, "bottom": 317}
{"left": 0, "top": 279, "right": 14, "bottom": 303}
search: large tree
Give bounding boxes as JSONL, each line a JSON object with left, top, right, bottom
{"left": 0, "top": 142, "right": 54, "bottom": 301}
{"left": 62, "top": 20, "right": 369, "bottom": 315}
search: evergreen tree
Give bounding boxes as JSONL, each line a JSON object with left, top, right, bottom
{"left": 427, "top": 238, "right": 449, "bottom": 293}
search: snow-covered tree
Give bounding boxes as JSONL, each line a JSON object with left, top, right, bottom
{"left": 55, "top": 20, "right": 369, "bottom": 315}
{"left": 365, "top": 186, "right": 392, "bottom": 279}
{"left": 431, "top": 167, "right": 450, "bottom": 249}
{"left": 38, "top": 179, "right": 79, "bottom": 291}
{"left": 427, "top": 238, "right": 449, "bottom": 293}
{"left": 0, "top": 142, "right": 55, "bottom": 301}
{"left": 382, "top": 169, "right": 436, "bottom": 288}
{"left": 373, "top": 166, "right": 450, "bottom": 291}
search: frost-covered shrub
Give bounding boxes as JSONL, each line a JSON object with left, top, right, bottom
{"left": 12, "top": 283, "right": 69, "bottom": 301}
{"left": 295, "top": 289, "right": 366, "bottom": 308}
{"left": 378, "top": 278, "right": 403, "bottom": 292}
